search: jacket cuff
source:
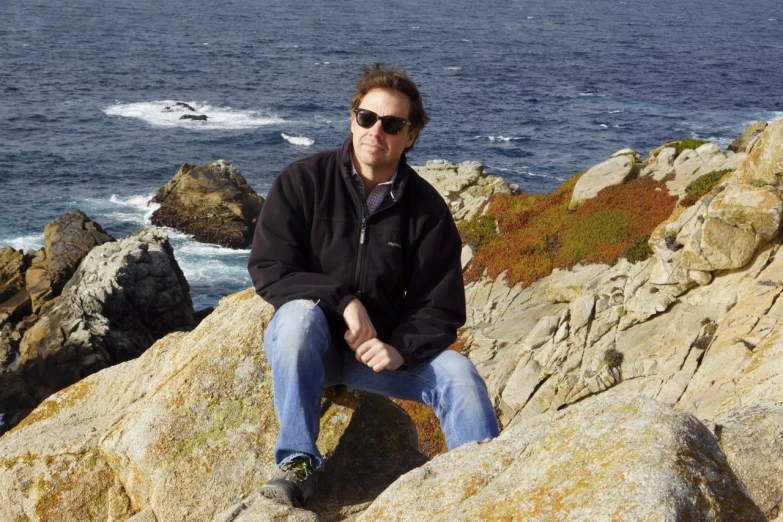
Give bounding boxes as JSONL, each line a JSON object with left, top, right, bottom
{"left": 335, "top": 292, "right": 359, "bottom": 315}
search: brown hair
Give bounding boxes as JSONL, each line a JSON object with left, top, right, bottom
{"left": 351, "top": 63, "right": 429, "bottom": 152}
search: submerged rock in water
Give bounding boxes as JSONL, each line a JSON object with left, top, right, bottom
{"left": 151, "top": 160, "right": 264, "bottom": 248}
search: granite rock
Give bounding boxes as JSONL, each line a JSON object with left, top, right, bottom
{"left": 151, "top": 160, "right": 264, "bottom": 249}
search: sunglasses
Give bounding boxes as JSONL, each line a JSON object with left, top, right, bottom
{"left": 353, "top": 109, "right": 412, "bottom": 135}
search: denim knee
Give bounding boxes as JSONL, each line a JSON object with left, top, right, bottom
{"left": 264, "top": 299, "right": 331, "bottom": 364}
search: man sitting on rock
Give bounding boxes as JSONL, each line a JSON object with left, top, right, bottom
{"left": 247, "top": 63, "right": 499, "bottom": 509}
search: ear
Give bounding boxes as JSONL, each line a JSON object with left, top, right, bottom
{"left": 405, "top": 127, "right": 419, "bottom": 149}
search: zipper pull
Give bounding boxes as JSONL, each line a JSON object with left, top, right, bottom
{"left": 360, "top": 218, "right": 367, "bottom": 244}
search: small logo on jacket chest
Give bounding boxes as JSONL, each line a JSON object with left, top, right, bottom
{"left": 388, "top": 242, "right": 402, "bottom": 248}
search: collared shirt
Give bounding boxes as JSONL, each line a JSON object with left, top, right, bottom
{"left": 351, "top": 166, "right": 397, "bottom": 216}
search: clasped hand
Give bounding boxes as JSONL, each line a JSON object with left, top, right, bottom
{"left": 343, "top": 298, "right": 403, "bottom": 372}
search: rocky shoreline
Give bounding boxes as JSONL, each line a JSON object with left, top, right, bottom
{"left": 1, "top": 120, "right": 782, "bottom": 521}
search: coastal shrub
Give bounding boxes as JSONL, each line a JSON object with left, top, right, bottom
{"left": 603, "top": 348, "right": 624, "bottom": 369}
{"left": 680, "top": 169, "right": 732, "bottom": 207}
{"left": 664, "top": 138, "right": 708, "bottom": 157}
{"left": 463, "top": 173, "right": 676, "bottom": 287}
{"left": 457, "top": 214, "right": 496, "bottom": 249}
{"left": 623, "top": 233, "right": 652, "bottom": 263}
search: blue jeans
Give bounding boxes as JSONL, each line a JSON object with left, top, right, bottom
{"left": 263, "top": 299, "right": 500, "bottom": 471}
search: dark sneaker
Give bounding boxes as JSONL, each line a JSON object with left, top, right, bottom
{"left": 259, "top": 456, "right": 319, "bottom": 508}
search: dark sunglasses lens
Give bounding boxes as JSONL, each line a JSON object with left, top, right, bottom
{"left": 380, "top": 117, "right": 405, "bottom": 134}
{"left": 356, "top": 110, "right": 378, "bottom": 129}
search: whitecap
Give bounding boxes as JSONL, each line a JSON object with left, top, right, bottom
{"left": 412, "top": 26, "right": 420, "bottom": 29}
{"left": 104, "top": 100, "right": 285, "bottom": 130}
{"left": 578, "top": 92, "right": 595, "bottom": 96}
{"left": 608, "top": 109, "right": 623, "bottom": 114}
{"left": 600, "top": 124, "right": 609, "bottom": 128}
{"left": 488, "top": 136, "right": 522, "bottom": 142}
{"left": 281, "top": 133, "right": 314, "bottom": 146}
{"left": 444, "top": 66, "right": 461, "bottom": 71}
{"left": 3, "top": 234, "right": 44, "bottom": 252}
{"left": 527, "top": 16, "right": 534, "bottom": 19}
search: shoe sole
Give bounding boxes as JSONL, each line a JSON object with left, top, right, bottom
{"left": 259, "top": 482, "right": 302, "bottom": 508}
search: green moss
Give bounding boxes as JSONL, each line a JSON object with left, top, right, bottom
{"left": 665, "top": 139, "right": 709, "bottom": 156}
{"left": 680, "top": 169, "right": 732, "bottom": 207}
{"left": 748, "top": 179, "right": 767, "bottom": 188}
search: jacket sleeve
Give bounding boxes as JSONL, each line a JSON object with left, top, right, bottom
{"left": 247, "top": 169, "right": 356, "bottom": 314}
{"left": 386, "top": 208, "right": 466, "bottom": 367}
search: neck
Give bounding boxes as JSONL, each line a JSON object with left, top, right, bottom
{"left": 351, "top": 152, "right": 396, "bottom": 194}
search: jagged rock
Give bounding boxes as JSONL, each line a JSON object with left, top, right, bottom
{"left": 151, "top": 160, "right": 264, "bottom": 249}
{"left": 568, "top": 153, "right": 636, "bottom": 210}
{"left": 358, "top": 392, "right": 764, "bottom": 522}
{"left": 728, "top": 120, "right": 768, "bottom": 153}
{"left": 180, "top": 114, "right": 208, "bottom": 121}
{"left": 0, "top": 247, "right": 25, "bottom": 303}
{"left": 11, "top": 227, "right": 195, "bottom": 417}
{"left": 414, "top": 160, "right": 518, "bottom": 222}
{"left": 0, "top": 289, "right": 423, "bottom": 522}
{"left": 648, "top": 123, "right": 783, "bottom": 285}
{"left": 713, "top": 402, "right": 783, "bottom": 520}
{"left": 25, "top": 209, "right": 115, "bottom": 313}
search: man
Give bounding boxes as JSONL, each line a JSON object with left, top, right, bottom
{"left": 247, "top": 63, "right": 499, "bottom": 508}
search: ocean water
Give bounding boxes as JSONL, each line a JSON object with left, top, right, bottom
{"left": 1, "top": 0, "right": 782, "bottom": 309}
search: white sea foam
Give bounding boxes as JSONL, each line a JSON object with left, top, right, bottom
{"left": 608, "top": 109, "right": 623, "bottom": 114}
{"left": 600, "top": 124, "right": 609, "bottom": 128}
{"left": 579, "top": 92, "right": 595, "bottom": 96}
{"left": 444, "top": 66, "right": 461, "bottom": 71}
{"left": 104, "top": 100, "right": 285, "bottom": 130}
{"left": 4, "top": 234, "right": 44, "bottom": 252}
{"left": 281, "top": 133, "right": 314, "bottom": 146}
{"left": 488, "top": 136, "right": 522, "bottom": 142}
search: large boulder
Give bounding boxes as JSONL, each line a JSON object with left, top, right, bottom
{"left": 713, "top": 402, "right": 783, "bottom": 520}
{"left": 0, "top": 289, "right": 423, "bottom": 522}
{"left": 358, "top": 392, "right": 763, "bottom": 521}
{"left": 25, "top": 209, "right": 115, "bottom": 313}
{"left": 568, "top": 152, "right": 637, "bottom": 210}
{"left": 150, "top": 160, "right": 264, "bottom": 249}
{"left": 0, "top": 228, "right": 196, "bottom": 433}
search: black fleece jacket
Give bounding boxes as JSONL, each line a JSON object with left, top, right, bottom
{"left": 247, "top": 138, "right": 466, "bottom": 367}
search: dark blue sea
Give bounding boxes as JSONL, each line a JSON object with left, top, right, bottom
{"left": 1, "top": 0, "right": 782, "bottom": 309}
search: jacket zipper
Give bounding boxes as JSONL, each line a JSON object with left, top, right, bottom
{"left": 351, "top": 179, "right": 406, "bottom": 295}
{"left": 353, "top": 206, "right": 368, "bottom": 293}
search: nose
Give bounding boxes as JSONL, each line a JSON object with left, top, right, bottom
{"left": 367, "top": 118, "right": 384, "bottom": 136}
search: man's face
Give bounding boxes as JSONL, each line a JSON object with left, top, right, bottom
{"left": 351, "top": 88, "right": 418, "bottom": 176}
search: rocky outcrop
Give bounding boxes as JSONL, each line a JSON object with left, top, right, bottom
{"left": 358, "top": 392, "right": 763, "bottom": 522}
{"left": 413, "top": 159, "right": 519, "bottom": 223}
{"left": 150, "top": 160, "right": 264, "bottom": 249}
{"left": 648, "top": 120, "right": 783, "bottom": 285}
{"left": 0, "top": 228, "right": 195, "bottom": 434}
{"left": 25, "top": 209, "right": 115, "bottom": 313}
{"left": 0, "top": 289, "right": 424, "bottom": 522}
{"left": 0, "top": 247, "right": 25, "bottom": 304}
{"left": 728, "top": 120, "right": 768, "bottom": 153}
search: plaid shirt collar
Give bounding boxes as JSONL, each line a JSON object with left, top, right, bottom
{"left": 351, "top": 163, "right": 397, "bottom": 216}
